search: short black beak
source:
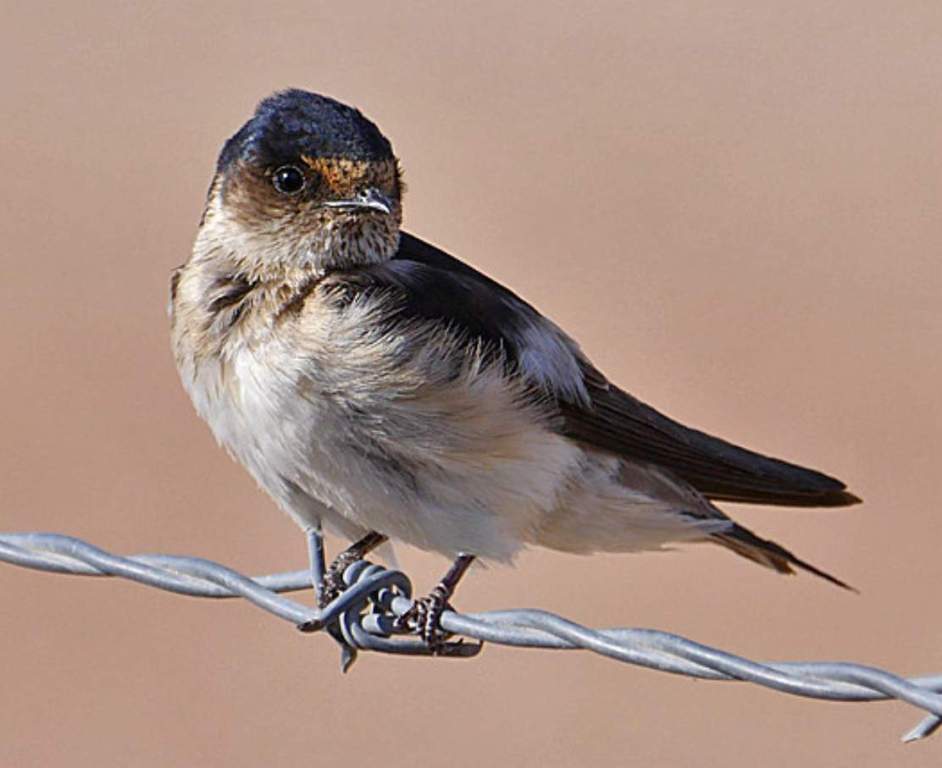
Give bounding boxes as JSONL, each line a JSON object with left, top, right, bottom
{"left": 322, "top": 188, "right": 393, "bottom": 215}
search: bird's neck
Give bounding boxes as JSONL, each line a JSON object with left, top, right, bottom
{"left": 172, "top": 194, "right": 403, "bottom": 362}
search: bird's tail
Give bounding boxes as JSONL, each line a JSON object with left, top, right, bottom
{"left": 711, "top": 523, "right": 855, "bottom": 591}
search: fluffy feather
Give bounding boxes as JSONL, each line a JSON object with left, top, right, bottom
{"left": 171, "top": 90, "right": 857, "bottom": 587}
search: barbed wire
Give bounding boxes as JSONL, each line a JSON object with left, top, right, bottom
{"left": 1, "top": 531, "right": 939, "bottom": 743}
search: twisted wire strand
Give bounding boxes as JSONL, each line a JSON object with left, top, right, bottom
{"left": 1, "top": 532, "right": 939, "bottom": 742}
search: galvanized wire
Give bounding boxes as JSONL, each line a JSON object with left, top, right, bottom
{"left": 1, "top": 531, "right": 939, "bottom": 743}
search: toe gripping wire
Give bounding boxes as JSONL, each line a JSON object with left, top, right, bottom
{"left": 1, "top": 530, "right": 941, "bottom": 743}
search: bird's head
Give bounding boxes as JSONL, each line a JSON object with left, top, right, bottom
{"left": 199, "top": 89, "right": 403, "bottom": 277}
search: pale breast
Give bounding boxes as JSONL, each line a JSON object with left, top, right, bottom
{"left": 175, "top": 272, "right": 586, "bottom": 560}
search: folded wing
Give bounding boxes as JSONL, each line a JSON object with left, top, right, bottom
{"left": 369, "top": 233, "right": 860, "bottom": 509}
{"left": 559, "top": 368, "right": 858, "bottom": 506}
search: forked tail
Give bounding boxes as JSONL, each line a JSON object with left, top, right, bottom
{"left": 712, "top": 523, "right": 855, "bottom": 591}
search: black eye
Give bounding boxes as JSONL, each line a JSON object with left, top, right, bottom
{"left": 272, "top": 165, "right": 306, "bottom": 195}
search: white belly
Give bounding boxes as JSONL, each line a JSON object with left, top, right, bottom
{"left": 178, "top": 325, "right": 721, "bottom": 561}
{"left": 181, "top": 337, "right": 587, "bottom": 561}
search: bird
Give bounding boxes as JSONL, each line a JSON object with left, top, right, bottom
{"left": 171, "top": 89, "right": 859, "bottom": 651}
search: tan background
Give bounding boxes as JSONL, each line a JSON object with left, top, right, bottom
{"left": 2, "top": 2, "right": 941, "bottom": 766}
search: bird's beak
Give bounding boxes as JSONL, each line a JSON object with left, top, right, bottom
{"left": 322, "top": 187, "right": 393, "bottom": 215}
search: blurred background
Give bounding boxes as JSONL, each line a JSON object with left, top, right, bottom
{"left": 2, "top": 1, "right": 940, "bottom": 765}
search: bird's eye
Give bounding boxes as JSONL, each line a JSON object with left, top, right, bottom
{"left": 272, "top": 165, "right": 306, "bottom": 195}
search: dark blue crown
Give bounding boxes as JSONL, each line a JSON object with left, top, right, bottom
{"left": 216, "top": 89, "right": 393, "bottom": 175}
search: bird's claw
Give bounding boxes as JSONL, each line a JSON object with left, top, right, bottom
{"left": 316, "top": 531, "right": 388, "bottom": 610}
{"left": 394, "top": 585, "right": 461, "bottom": 655}
{"left": 318, "top": 551, "right": 360, "bottom": 609}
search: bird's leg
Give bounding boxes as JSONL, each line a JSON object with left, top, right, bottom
{"left": 306, "top": 524, "right": 328, "bottom": 605}
{"left": 318, "top": 530, "right": 388, "bottom": 608}
{"left": 395, "top": 554, "right": 475, "bottom": 654}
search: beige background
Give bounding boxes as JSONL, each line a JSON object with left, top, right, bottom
{"left": 2, "top": 2, "right": 941, "bottom": 766}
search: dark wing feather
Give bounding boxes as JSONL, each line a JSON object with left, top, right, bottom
{"left": 373, "top": 232, "right": 859, "bottom": 508}
{"left": 333, "top": 241, "right": 535, "bottom": 380}
{"left": 386, "top": 232, "right": 546, "bottom": 354}
{"left": 560, "top": 366, "right": 859, "bottom": 506}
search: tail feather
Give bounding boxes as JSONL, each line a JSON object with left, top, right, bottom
{"left": 712, "top": 523, "right": 855, "bottom": 592}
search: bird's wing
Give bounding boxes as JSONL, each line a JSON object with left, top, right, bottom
{"left": 356, "top": 232, "right": 857, "bottom": 508}
{"left": 556, "top": 370, "right": 858, "bottom": 506}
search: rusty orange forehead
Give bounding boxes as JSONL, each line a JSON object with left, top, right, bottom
{"left": 300, "top": 156, "right": 399, "bottom": 198}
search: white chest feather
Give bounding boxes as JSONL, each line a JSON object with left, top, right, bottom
{"left": 176, "top": 299, "right": 585, "bottom": 561}
{"left": 173, "top": 275, "right": 723, "bottom": 562}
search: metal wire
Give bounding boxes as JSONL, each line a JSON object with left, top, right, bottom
{"left": 1, "top": 531, "right": 939, "bottom": 743}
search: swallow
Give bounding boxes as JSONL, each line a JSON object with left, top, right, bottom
{"left": 171, "top": 89, "right": 859, "bottom": 651}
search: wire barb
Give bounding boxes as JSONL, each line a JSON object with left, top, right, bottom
{"left": 1, "top": 531, "right": 940, "bottom": 742}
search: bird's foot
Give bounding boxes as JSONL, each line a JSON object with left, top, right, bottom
{"left": 317, "top": 552, "right": 358, "bottom": 609}
{"left": 394, "top": 583, "right": 461, "bottom": 655}
{"left": 317, "top": 531, "right": 388, "bottom": 609}
{"left": 394, "top": 554, "right": 479, "bottom": 656}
